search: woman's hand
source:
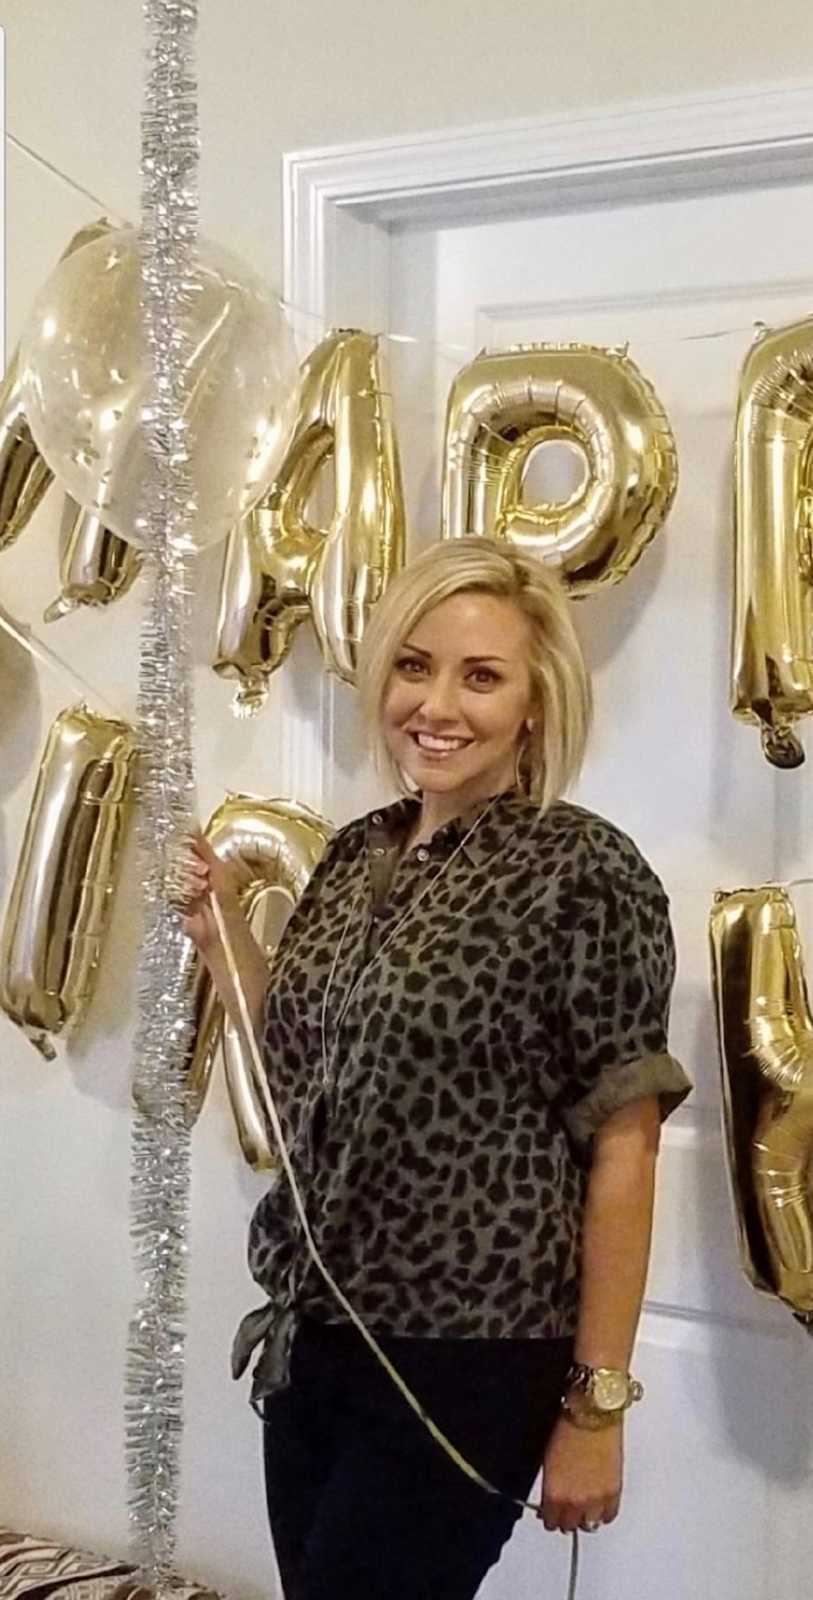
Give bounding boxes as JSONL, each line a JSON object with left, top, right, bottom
{"left": 169, "top": 831, "right": 243, "bottom": 955}
{"left": 539, "top": 1415, "right": 623, "bottom": 1534}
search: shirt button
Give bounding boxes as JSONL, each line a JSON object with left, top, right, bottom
{"left": 372, "top": 846, "right": 385, "bottom": 857}
{"left": 416, "top": 847, "right": 430, "bottom": 862}
{"left": 372, "top": 813, "right": 383, "bottom": 825}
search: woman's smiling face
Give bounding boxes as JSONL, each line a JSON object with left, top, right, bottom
{"left": 382, "top": 591, "right": 535, "bottom": 804}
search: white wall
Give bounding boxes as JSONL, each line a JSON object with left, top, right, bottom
{"left": 1, "top": 2, "right": 812, "bottom": 1595}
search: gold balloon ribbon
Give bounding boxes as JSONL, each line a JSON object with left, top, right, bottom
{"left": 710, "top": 885, "right": 813, "bottom": 1316}
{"left": 214, "top": 328, "right": 405, "bottom": 711}
{"left": 208, "top": 887, "right": 583, "bottom": 1595}
{"left": 731, "top": 317, "right": 813, "bottom": 767}
{"left": 441, "top": 342, "right": 677, "bottom": 591}
{"left": 0, "top": 703, "right": 136, "bottom": 1058}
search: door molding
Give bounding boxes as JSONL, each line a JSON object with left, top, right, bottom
{"left": 283, "top": 78, "right": 813, "bottom": 322}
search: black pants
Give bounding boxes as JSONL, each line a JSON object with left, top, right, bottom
{"left": 261, "top": 1316, "right": 574, "bottom": 1600}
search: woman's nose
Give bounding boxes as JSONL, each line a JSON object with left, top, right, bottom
{"left": 418, "top": 675, "right": 460, "bottom": 721}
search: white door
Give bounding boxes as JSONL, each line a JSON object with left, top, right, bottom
{"left": 318, "top": 177, "right": 813, "bottom": 1599}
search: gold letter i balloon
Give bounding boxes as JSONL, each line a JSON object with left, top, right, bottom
{"left": 214, "top": 329, "right": 405, "bottom": 710}
{"left": 710, "top": 886, "right": 813, "bottom": 1320}
{"left": 732, "top": 317, "right": 813, "bottom": 767}
{"left": 442, "top": 342, "right": 677, "bottom": 589}
{"left": 0, "top": 704, "right": 136, "bottom": 1059}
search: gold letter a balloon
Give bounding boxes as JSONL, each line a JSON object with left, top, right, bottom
{"left": 214, "top": 329, "right": 405, "bottom": 710}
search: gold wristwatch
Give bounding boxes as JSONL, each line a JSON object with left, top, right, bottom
{"left": 561, "top": 1363, "right": 644, "bottom": 1430}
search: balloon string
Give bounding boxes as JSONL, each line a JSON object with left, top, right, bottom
{"left": 7, "top": 134, "right": 128, "bottom": 221}
{"left": 7, "top": 135, "right": 801, "bottom": 364}
{"left": 208, "top": 887, "right": 582, "bottom": 1598}
{"left": 0, "top": 603, "right": 126, "bottom": 721}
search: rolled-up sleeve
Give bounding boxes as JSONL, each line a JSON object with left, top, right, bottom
{"left": 556, "top": 865, "right": 692, "bottom": 1145}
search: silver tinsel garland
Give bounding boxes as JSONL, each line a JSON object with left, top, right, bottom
{"left": 125, "top": 1, "right": 200, "bottom": 1592}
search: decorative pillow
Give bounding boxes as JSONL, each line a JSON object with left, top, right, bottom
{"left": 0, "top": 1530, "right": 219, "bottom": 1600}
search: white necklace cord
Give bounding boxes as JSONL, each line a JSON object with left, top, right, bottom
{"left": 206, "top": 812, "right": 582, "bottom": 1600}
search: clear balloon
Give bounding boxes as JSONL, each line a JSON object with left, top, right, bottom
{"left": 709, "top": 885, "right": 813, "bottom": 1320}
{"left": 731, "top": 317, "right": 813, "bottom": 768}
{"left": 0, "top": 220, "right": 116, "bottom": 558}
{"left": 442, "top": 342, "right": 677, "bottom": 592}
{"left": 0, "top": 703, "right": 136, "bottom": 1058}
{"left": 19, "top": 227, "right": 300, "bottom": 552}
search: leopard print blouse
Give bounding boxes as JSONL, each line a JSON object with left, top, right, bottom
{"left": 235, "top": 789, "right": 691, "bottom": 1403}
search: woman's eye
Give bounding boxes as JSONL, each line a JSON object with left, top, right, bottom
{"left": 396, "top": 656, "right": 425, "bottom": 675}
{"left": 468, "top": 668, "right": 499, "bottom": 687}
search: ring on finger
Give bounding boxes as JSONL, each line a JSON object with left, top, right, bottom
{"left": 582, "top": 1518, "right": 602, "bottom": 1533}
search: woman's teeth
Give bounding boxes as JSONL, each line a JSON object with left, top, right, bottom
{"left": 411, "top": 732, "right": 472, "bottom": 754}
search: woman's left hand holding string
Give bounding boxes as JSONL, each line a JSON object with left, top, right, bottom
{"left": 538, "top": 1415, "right": 623, "bottom": 1534}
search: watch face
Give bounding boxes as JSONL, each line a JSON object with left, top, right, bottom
{"left": 593, "top": 1371, "right": 628, "bottom": 1410}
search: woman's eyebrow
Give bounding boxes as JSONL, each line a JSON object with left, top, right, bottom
{"left": 401, "top": 644, "right": 508, "bottom": 665}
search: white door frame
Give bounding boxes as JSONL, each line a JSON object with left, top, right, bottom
{"left": 283, "top": 78, "right": 813, "bottom": 323}
{"left": 280, "top": 78, "right": 813, "bottom": 814}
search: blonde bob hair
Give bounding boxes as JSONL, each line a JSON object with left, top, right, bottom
{"left": 357, "top": 536, "right": 592, "bottom": 813}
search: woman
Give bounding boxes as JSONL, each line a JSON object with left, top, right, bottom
{"left": 178, "top": 537, "right": 691, "bottom": 1600}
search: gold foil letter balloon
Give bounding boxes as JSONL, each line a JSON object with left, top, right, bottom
{"left": 0, "top": 704, "right": 136, "bottom": 1059}
{"left": 18, "top": 228, "right": 299, "bottom": 552}
{"left": 180, "top": 795, "right": 333, "bottom": 1168}
{"left": 731, "top": 318, "right": 813, "bottom": 767}
{"left": 709, "top": 886, "right": 813, "bottom": 1319}
{"left": 43, "top": 496, "right": 142, "bottom": 622}
{"left": 214, "top": 330, "right": 406, "bottom": 711}
{"left": 442, "top": 343, "right": 677, "bottom": 591}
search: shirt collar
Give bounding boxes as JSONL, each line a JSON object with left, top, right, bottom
{"left": 365, "top": 787, "right": 538, "bottom": 866}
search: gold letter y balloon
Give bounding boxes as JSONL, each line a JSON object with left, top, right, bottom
{"left": 214, "top": 330, "right": 405, "bottom": 711}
